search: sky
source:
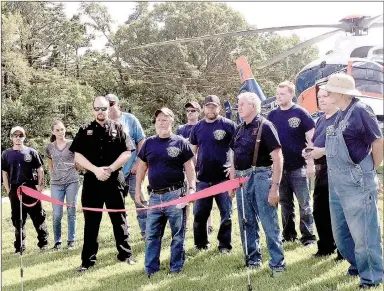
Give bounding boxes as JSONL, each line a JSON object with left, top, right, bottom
{"left": 64, "top": 1, "right": 383, "bottom": 56}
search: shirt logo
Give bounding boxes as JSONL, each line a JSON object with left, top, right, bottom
{"left": 24, "top": 154, "right": 32, "bottom": 162}
{"left": 213, "top": 130, "right": 226, "bottom": 140}
{"left": 326, "top": 125, "right": 334, "bottom": 136}
{"left": 167, "top": 146, "right": 181, "bottom": 158}
{"left": 111, "top": 129, "right": 117, "bottom": 137}
{"left": 288, "top": 117, "right": 301, "bottom": 128}
{"left": 87, "top": 130, "right": 93, "bottom": 135}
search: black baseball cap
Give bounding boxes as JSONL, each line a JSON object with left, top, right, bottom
{"left": 184, "top": 101, "right": 201, "bottom": 111}
{"left": 203, "top": 95, "right": 220, "bottom": 106}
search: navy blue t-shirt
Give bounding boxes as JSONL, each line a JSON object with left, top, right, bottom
{"left": 335, "top": 97, "right": 382, "bottom": 164}
{"left": 190, "top": 116, "right": 236, "bottom": 182}
{"left": 312, "top": 113, "right": 338, "bottom": 165}
{"left": 176, "top": 124, "right": 194, "bottom": 140}
{"left": 268, "top": 104, "right": 315, "bottom": 170}
{"left": 1, "top": 147, "right": 44, "bottom": 185}
{"left": 138, "top": 134, "right": 194, "bottom": 190}
{"left": 230, "top": 115, "right": 281, "bottom": 170}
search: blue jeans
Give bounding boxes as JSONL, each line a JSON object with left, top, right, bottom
{"left": 126, "top": 174, "right": 147, "bottom": 237}
{"left": 193, "top": 180, "right": 232, "bottom": 250}
{"left": 145, "top": 188, "right": 186, "bottom": 275}
{"left": 51, "top": 182, "right": 79, "bottom": 243}
{"left": 236, "top": 167, "right": 285, "bottom": 270}
{"left": 279, "top": 167, "right": 316, "bottom": 243}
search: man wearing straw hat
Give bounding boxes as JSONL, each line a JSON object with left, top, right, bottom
{"left": 317, "top": 73, "right": 383, "bottom": 289}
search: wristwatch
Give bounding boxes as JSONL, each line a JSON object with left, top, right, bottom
{"left": 272, "top": 181, "right": 280, "bottom": 186}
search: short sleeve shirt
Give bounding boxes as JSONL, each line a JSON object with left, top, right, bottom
{"left": 138, "top": 134, "right": 194, "bottom": 190}
{"left": 176, "top": 124, "right": 195, "bottom": 141}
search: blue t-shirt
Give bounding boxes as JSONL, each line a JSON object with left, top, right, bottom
{"left": 119, "top": 112, "right": 145, "bottom": 177}
{"left": 138, "top": 134, "right": 194, "bottom": 190}
{"left": 268, "top": 104, "right": 315, "bottom": 170}
{"left": 230, "top": 115, "right": 281, "bottom": 170}
{"left": 312, "top": 113, "right": 338, "bottom": 165}
{"left": 335, "top": 97, "right": 382, "bottom": 164}
{"left": 1, "top": 147, "right": 44, "bottom": 185}
{"left": 176, "top": 124, "right": 195, "bottom": 140}
{"left": 190, "top": 116, "right": 236, "bottom": 182}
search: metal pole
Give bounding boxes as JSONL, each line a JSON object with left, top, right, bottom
{"left": 19, "top": 188, "right": 24, "bottom": 291}
{"left": 240, "top": 185, "right": 252, "bottom": 291}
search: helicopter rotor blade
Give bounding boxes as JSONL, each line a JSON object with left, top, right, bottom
{"left": 257, "top": 29, "right": 343, "bottom": 69}
{"left": 361, "top": 14, "right": 383, "bottom": 29}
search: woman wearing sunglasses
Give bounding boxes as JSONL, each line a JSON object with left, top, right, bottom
{"left": 45, "top": 120, "right": 80, "bottom": 250}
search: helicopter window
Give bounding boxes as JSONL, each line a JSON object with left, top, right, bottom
{"left": 350, "top": 46, "right": 374, "bottom": 58}
{"left": 351, "top": 61, "right": 384, "bottom": 95}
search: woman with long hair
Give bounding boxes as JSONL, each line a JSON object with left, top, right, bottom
{"left": 45, "top": 120, "right": 80, "bottom": 250}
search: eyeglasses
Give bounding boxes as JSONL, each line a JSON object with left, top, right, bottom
{"left": 12, "top": 134, "right": 25, "bottom": 138}
{"left": 186, "top": 109, "right": 197, "bottom": 113}
{"left": 94, "top": 107, "right": 108, "bottom": 111}
{"left": 109, "top": 101, "right": 116, "bottom": 107}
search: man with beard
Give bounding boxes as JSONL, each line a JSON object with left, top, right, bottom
{"left": 70, "top": 96, "right": 136, "bottom": 272}
{"left": 105, "top": 93, "right": 147, "bottom": 240}
{"left": 190, "top": 95, "right": 236, "bottom": 253}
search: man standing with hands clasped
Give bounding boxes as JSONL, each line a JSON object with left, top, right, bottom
{"left": 70, "top": 96, "right": 136, "bottom": 272}
{"left": 229, "top": 92, "right": 285, "bottom": 276}
{"left": 135, "top": 107, "right": 196, "bottom": 276}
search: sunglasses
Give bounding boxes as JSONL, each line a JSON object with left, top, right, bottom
{"left": 109, "top": 101, "right": 116, "bottom": 107}
{"left": 186, "top": 109, "right": 198, "bottom": 113}
{"left": 94, "top": 107, "right": 108, "bottom": 111}
{"left": 12, "top": 134, "right": 25, "bottom": 138}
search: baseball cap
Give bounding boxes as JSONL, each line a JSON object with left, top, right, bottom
{"left": 184, "top": 101, "right": 201, "bottom": 111}
{"left": 203, "top": 95, "right": 220, "bottom": 106}
{"left": 105, "top": 94, "right": 120, "bottom": 102}
{"left": 155, "top": 107, "right": 175, "bottom": 118}
{"left": 10, "top": 126, "right": 26, "bottom": 136}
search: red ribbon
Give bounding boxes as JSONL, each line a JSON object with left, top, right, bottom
{"left": 17, "top": 177, "right": 249, "bottom": 213}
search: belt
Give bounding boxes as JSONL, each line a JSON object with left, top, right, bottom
{"left": 236, "top": 166, "right": 272, "bottom": 177}
{"left": 151, "top": 183, "right": 184, "bottom": 195}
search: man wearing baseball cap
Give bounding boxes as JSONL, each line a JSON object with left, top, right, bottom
{"left": 189, "top": 95, "right": 236, "bottom": 253}
{"left": 176, "top": 101, "right": 201, "bottom": 140}
{"left": 106, "top": 93, "right": 147, "bottom": 240}
{"left": 2, "top": 126, "right": 49, "bottom": 253}
{"left": 320, "top": 73, "right": 383, "bottom": 289}
{"left": 135, "top": 107, "right": 196, "bottom": 276}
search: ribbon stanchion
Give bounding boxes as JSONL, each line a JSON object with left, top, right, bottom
{"left": 17, "top": 177, "right": 249, "bottom": 213}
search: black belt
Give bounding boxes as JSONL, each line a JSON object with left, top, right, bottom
{"left": 151, "top": 183, "right": 184, "bottom": 195}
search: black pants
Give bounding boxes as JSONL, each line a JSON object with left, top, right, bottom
{"left": 313, "top": 166, "right": 337, "bottom": 254}
{"left": 81, "top": 174, "right": 132, "bottom": 268}
{"left": 9, "top": 183, "right": 49, "bottom": 252}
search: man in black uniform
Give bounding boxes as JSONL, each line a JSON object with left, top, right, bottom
{"left": 70, "top": 96, "right": 136, "bottom": 272}
{"left": 2, "top": 126, "right": 49, "bottom": 253}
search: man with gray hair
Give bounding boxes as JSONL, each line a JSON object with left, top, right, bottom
{"left": 229, "top": 92, "right": 285, "bottom": 276}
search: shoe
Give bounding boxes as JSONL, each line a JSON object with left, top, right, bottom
{"left": 14, "top": 248, "right": 26, "bottom": 255}
{"left": 359, "top": 283, "right": 380, "bottom": 289}
{"left": 52, "top": 242, "right": 62, "bottom": 251}
{"left": 120, "top": 257, "right": 137, "bottom": 265}
{"left": 248, "top": 263, "right": 262, "bottom": 270}
{"left": 346, "top": 269, "right": 359, "bottom": 277}
{"left": 271, "top": 268, "right": 285, "bottom": 278}
{"left": 314, "top": 250, "right": 333, "bottom": 257}
{"left": 302, "top": 240, "right": 316, "bottom": 247}
{"left": 196, "top": 244, "right": 210, "bottom": 251}
{"left": 219, "top": 248, "right": 231, "bottom": 254}
{"left": 207, "top": 226, "right": 213, "bottom": 235}
{"left": 40, "top": 245, "right": 49, "bottom": 251}
{"left": 67, "top": 241, "right": 75, "bottom": 250}
{"left": 77, "top": 265, "right": 93, "bottom": 273}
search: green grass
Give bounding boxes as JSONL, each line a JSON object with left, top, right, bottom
{"left": 2, "top": 172, "right": 383, "bottom": 291}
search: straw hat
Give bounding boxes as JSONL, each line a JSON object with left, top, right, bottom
{"left": 320, "top": 73, "right": 360, "bottom": 96}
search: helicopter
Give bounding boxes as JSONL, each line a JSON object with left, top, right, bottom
{"left": 128, "top": 14, "right": 383, "bottom": 125}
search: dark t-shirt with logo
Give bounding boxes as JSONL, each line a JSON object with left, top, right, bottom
{"left": 230, "top": 115, "right": 281, "bottom": 170}
{"left": 138, "top": 134, "right": 194, "bottom": 190}
{"left": 1, "top": 147, "right": 44, "bottom": 185}
{"left": 312, "top": 113, "right": 338, "bottom": 165}
{"left": 267, "top": 104, "right": 315, "bottom": 170}
{"left": 176, "top": 124, "right": 195, "bottom": 141}
{"left": 190, "top": 116, "right": 236, "bottom": 182}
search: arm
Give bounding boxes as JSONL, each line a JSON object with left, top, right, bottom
{"left": 2, "top": 171, "right": 10, "bottom": 194}
{"left": 130, "top": 138, "right": 145, "bottom": 174}
{"left": 109, "top": 151, "right": 132, "bottom": 172}
{"left": 74, "top": 152, "right": 109, "bottom": 181}
{"left": 190, "top": 144, "right": 198, "bottom": 165}
{"left": 135, "top": 159, "right": 148, "bottom": 207}
{"left": 36, "top": 167, "right": 44, "bottom": 192}
{"left": 184, "top": 158, "right": 196, "bottom": 193}
{"left": 47, "top": 158, "right": 53, "bottom": 173}
{"left": 304, "top": 128, "right": 315, "bottom": 177}
{"left": 268, "top": 147, "right": 283, "bottom": 206}
{"left": 372, "top": 138, "right": 384, "bottom": 169}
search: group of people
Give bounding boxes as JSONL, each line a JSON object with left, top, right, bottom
{"left": 2, "top": 73, "right": 383, "bottom": 289}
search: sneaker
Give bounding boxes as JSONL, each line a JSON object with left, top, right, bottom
{"left": 359, "top": 283, "right": 380, "bottom": 289}
{"left": 248, "top": 263, "right": 262, "bottom": 270}
{"left": 207, "top": 226, "right": 213, "bottom": 235}
{"left": 77, "top": 265, "right": 93, "bottom": 273}
{"left": 40, "top": 245, "right": 49, "bottom": 251}
{"left": 52, "top": 242, "right": 62, "bottom": 251}
{"left": 219, "top": 248, "right": 231, "bottom": 254}
{"left": 120, "top": 257, "right": 137, "bottom": 265}
{"left": 67, "top": 241, "right": 75, "bottom": 250}
{"left": 195, "top": 244, "right": 210, "bottom": 251}
{"left": 271, "top": 268, "right": 285, "bottom": 278}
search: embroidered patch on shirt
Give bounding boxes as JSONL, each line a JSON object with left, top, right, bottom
{"left": 326, "top": 125, "right": 334, "bottom": 136}
{"left": 167, "top": 146, "right": 181, "bottom": 158}
{"left": 288, "top": 117, "right": 301, "bottom": 128}
{"left": 24, "top": 154, "right": 32, "bottom": 162}
{"left": 213, "top": 129, "right": 226, "bottom": 140}
{"left": 87, "top": 130, "right": 93, "bottom": 136}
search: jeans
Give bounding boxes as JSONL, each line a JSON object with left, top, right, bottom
{"left": 193, "top": 180, "right": 232, "bottom": 250}
{"left": 145, "top": 188, "right": 186, "bottom": 275}
{"left": 236, "top": 167, "right": 285, "bottom": 270}
{"left": 279, "top": 167, "right": 316, "bottom": 243}
{"left": 51, "top": 182, "right": 79, "bottom": 243}
{"left": 126, "top": 173, "right": 147, "bottom": 237}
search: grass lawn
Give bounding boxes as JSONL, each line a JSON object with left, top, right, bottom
{"left": 1, "top": 170, "right": 383, "bottom": 291}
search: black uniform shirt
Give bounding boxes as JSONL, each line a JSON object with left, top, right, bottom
{"left": 69, "top": 120, "right": 135, "bottom": 173}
